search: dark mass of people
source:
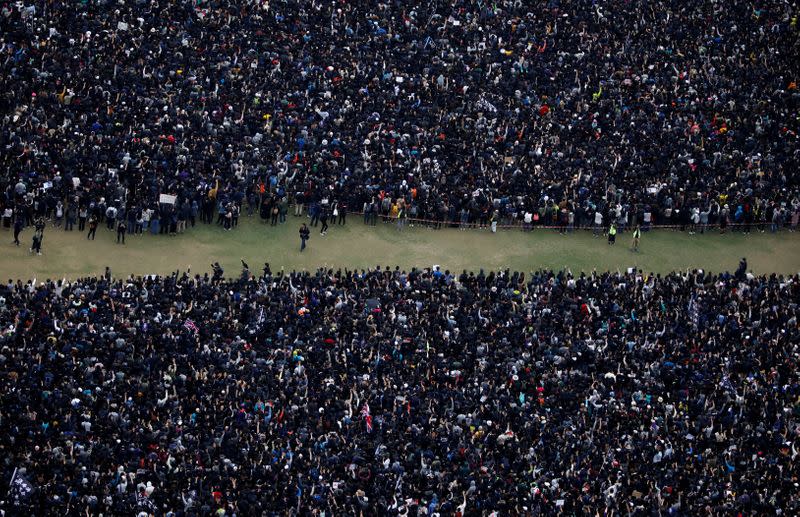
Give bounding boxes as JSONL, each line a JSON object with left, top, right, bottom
{"left": 1, "top": 262, "right": 800, "bottom": 515}
{"left": 1, "top": 0, "right": 799, "bottom": 236}
{"left": 2, "top": 1, "right": 800, "bottom": 516}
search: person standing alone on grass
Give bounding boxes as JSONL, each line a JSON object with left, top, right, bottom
{"left": 116, "top": 220, "right": 126, "bottom": 244}
{"left": 309, "top": 201, "right": 320, "bottom": 227}
{"left": 608, "top": 223, "right": 617, "bottom": 245}
{"left": 13, "top": 216, "right": 23, "bottom": 246}
{"left": 631, "top": 225, "right": 641, "bottom": 252}
{"left": 30, "top": 230, "right": 42, "bottom": 255}
{"left": 87, "top": 214, "right": 98, "bottom": 240}
{"left": 300, "top": 223, "right": 310, "bottom": 251}
{"left": 337, "top": 200, "right": 347, "bottom": 225}
{"left": 78, "top": 205, "right": 87, "bottom": 231}
{"left": 64, "top": 204, "right": 75, "bottom": 231}
{"left": 319, "top": 209, "right": 329, "bottom": 235}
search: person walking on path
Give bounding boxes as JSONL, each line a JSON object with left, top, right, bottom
{"left": 337, "top": 201, "right": 347, "bottom": 225}
{"left": 64, "top": 205, "right": 75, "bottom": 231}
{"left": 116, "top": 220, "right": 127, "bottom": 244}
{"left": 13, "top": 217, "right": 23, "bottom": 246}
{"left": 299, "top": 223, "right": 310, "bottom": 251}
{"left": 30, "top": 229, "right": 42, "bottom": 255}
{"left": 87, "top": 214, "right": 98, "bottom": 240}
{"left": 608, "top": 223, "right": 617, "bottom": 245}
{"left": 78, "top": 206, "right": 88, "bottom": 232}
{"left": 631, "top": 225, "right": 641, "bottom": 252}
{"left": 319, "top": 210, "right": 329, "bottom": 235}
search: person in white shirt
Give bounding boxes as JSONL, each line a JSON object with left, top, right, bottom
{"left": 142, "top": 208, "right": 152, "bottom": 233}
{"left": 523, "top": 211, "right": 533, "bottom": 231}
{"left": 689, "top": 207, "right": 700, "bottom": 235}
{"left": 594, "top": 210, "right": 603, "bottom": 236}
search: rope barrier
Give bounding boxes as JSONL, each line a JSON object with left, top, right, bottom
{"left": 317, "top": 208, "right": 770, "bottom": 231}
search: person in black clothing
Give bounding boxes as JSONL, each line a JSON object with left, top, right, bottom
{"left": 12, "top": 217, "right": 23, "bottom": 246}
{"left": 78, "top": 206, "right": 87, "bottom": 232}
{"left": 87, "top": 215, "right": 98, "bottom": 240}
{"left": 299, "top": 223, "right": 310, "bottom": 251}
{"left": 64, "top": 205, "right": 75, "bottom": 231}
{"left": 736, "top": 257, "right": 748, "bottom": 280}
{"left": 0, "top": 266, "right": 798, "bottom": 516}
{"left": 0, "top": 0, "right": 798, "bottom": 241}
{"left": 30, "top": 232, "right": 42, "bottom": 255}
{"left": 319, "top": 209, "right": 329, "bottom": 235}
{"left": 270, "top": 204, "right": 279, "bottom": 226}
{"left": 116, "top": 220, "right": 126, "bottom": 244}
{"left": 231, "top": 204, "right": 239, "bottom": 228}
{"left": 211, "top": 262, "right": 224, "bottom": 284}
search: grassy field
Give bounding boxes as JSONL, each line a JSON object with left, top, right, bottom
{"left": 0, "top": 216, "right": 798, "bottom": 281}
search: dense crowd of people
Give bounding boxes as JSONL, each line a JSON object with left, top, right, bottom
{"left": 1, "top": 261, "right": 799, "bottom": 515}
{"left": 2, "top": 1, "right": 799, "bottom": 515}
{"left": 1, "top": 1, "right": 799, "bottom": 237}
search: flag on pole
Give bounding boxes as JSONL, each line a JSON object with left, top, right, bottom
{"left": 8, "top": 468, "right": 35, "bottom": 507}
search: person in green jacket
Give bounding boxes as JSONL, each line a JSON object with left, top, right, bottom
{"left": 608, "top": 223, "right": 617, "bottom": 245}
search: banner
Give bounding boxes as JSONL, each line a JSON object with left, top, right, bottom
{"left": 159, "top": 194, "right": 177, "bottom": 205}
{"left": 8, "top": 468, "right": 35, "bottom": 507}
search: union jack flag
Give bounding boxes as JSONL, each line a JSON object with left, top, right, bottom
{"left": 184, "top": 319, "right": 199, "bottom": 334}
{"left": 361, "top": 403, "right": 373, "bottom": 433}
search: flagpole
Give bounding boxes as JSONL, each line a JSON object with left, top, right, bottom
{"left": 7, "top": 467, "right": 20, "bottom": 511}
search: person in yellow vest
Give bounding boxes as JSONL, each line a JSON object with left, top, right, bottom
{"left": 607, "top": 223, "right": 617, "bottom": 245}
{"left": 631, "top": 225, "right": 641, "bottom": 252}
